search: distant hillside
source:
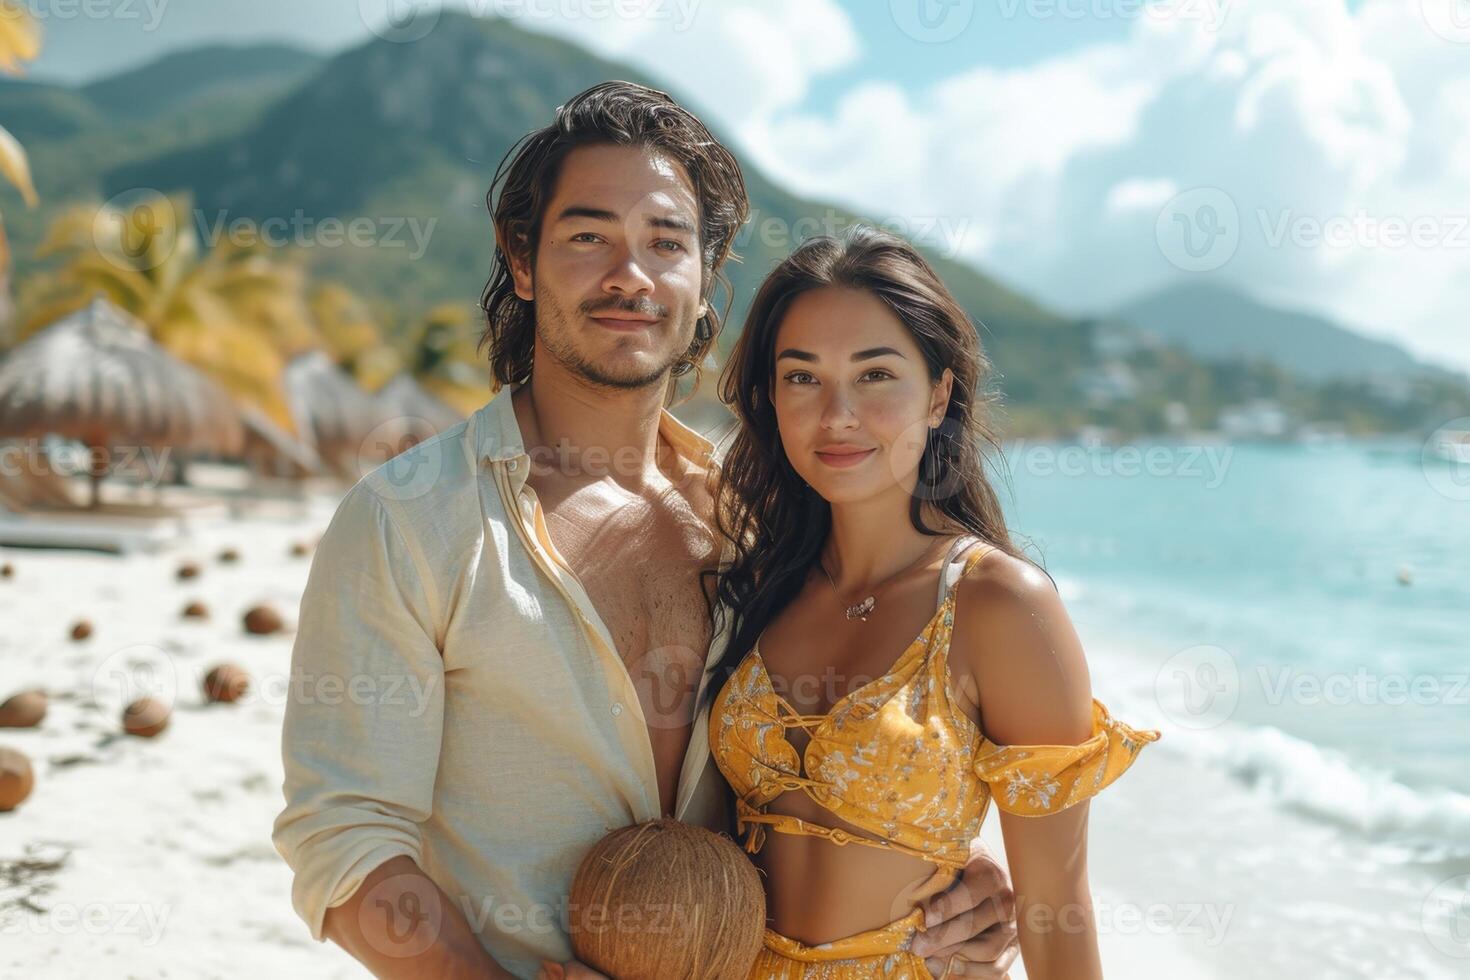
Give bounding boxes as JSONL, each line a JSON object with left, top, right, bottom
{"left": 93, "top": 12, "right": 1085, "bottom": 416}
{"left": 1111, "top": 281, "right": 1445, "bottom": 383}
{"left": 0, "top": 77, "right": 103, "bottom": 140}
{"left": 79, "top": 43, "right": 323, "bottom": 119}
{"left": 2, "top": 13, "right": 1465, "bottom": 437}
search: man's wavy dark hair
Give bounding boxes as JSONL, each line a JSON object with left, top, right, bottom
{"left": 479, "top": 80, "right": 749, "bottom": 400}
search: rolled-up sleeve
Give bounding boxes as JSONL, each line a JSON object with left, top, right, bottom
{"left": 271, "top": 480, "right": 447, "bottom": 941}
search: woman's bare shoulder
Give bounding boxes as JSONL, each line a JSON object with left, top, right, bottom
{"left": 950, "top": 549, "right": 1094, "bottom": 745}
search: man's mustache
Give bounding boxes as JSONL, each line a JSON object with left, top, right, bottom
{"left": 582, "top": 298, "right": 667, "bottom": 319}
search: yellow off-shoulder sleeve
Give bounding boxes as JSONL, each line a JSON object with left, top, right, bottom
{"left": 974, "top": 698, "right": 1160, "bottom": 816}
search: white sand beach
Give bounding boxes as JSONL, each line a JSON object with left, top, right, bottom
{"left": 5, "top": 473, "right": 1456, "bottom": 979}
{"left": 0, "top": 488, "right": 369, "bottom": 978}
{"left": 0, "top": 481, "right": 1194, "bottom": 979}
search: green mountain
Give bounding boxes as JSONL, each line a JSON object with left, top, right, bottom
{"left": 79, "top": 43, "right": 323, "bottom": 119}
{"left": 90, "top": 13, "right": 1087, "bottom": 426}
{"left": 2, "top": 12, "right": 1464, "bottom": 438}
{"left": 0, "top": 78, "right": 102, "bottom": 141}
{"left": 0, "top": 43, "right": 328, "bottom": 258}
{"left": 1112, "top": 281, "right": 1452, "bottom": 383}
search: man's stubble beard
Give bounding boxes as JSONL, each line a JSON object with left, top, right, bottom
{"left": 534, "top": 284, "right": 691, "bottom": 392}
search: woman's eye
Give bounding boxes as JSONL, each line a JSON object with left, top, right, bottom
{"left": 861, "top": 369, "right": 894, "bottom": 382}
{"left": 783, "top": 372, "right": 815, "bottom": 385}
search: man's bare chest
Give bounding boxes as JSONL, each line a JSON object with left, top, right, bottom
{"left": 537, "top": 481, "right": 718, "bottom": 666}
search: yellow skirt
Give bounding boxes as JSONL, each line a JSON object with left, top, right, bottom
{"left": 747, "top": 904, "right": 953, "bottom": 979}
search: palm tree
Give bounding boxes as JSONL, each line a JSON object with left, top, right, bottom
{"left": 18, "top": 191, "right": 319, "bottom": 432}
{"left": 308, "top": 280, "right": 404, "bottom": 392}
{"left": 403, "top": 302, "right": 492, "bottom": 415}
{"left": 0, "top": 1, "right": 42, "bottom": 345}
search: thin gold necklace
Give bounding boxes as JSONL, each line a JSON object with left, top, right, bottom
{"left": 818, "top": 537, "right": 951, "bottom": 623}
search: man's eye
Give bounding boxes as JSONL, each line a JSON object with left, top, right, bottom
{"left": 570, "top": 233, "right": 602, "bottom": 243}
{"left": 654, "top": 240, "right": 685, "bottom": 252}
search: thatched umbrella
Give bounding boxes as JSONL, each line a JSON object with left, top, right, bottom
{"left": 237, "top": 403, "right": 325, "bottom": 480}
{"left": 372, "top": 373, "right": 464, "bottom": 455}
{"left": 0, "top": 297, "right": 244, "bottom": 507}
{"left": 284, "top": 349, "right": 380, "bottom": 478}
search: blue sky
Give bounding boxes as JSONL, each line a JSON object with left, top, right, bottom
{"left": 17, "top": 0, "right": 1470, "bottom": 373}
{"left": 23, "top": 1, "right": 1137, "bottom": 88}
{"left": 810, "top": 5, "right": 1130, "bottom": 109}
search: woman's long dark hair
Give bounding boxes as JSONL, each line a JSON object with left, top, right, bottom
{"left": 700, "top": 225, "right": 1051, "bottom": 711}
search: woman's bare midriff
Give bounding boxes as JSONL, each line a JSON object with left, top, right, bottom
{"left": 752, "top": 790, "right": 959, "bottom": 946}
{"left": 747, "top": 531, "right": 987, "bottom": 945}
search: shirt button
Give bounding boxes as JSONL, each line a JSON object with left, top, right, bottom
{"left": 507, "top": 459, "right": 518, "bottom": 470}
{"left": 611, "top": 702, "right": 623, "bottom": 716}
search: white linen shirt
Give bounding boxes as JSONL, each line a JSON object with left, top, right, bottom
{"left": 271, "top": 381, "right": 735, "bottom": 979}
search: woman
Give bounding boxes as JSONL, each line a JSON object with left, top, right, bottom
{"left": 705, "top": 226, "right": 1160, "bottom": 979}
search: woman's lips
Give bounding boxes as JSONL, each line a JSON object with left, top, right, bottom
{"left": 815, "top": 448, "right": 877, "bottom": 468}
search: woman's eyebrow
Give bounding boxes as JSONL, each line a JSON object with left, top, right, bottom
{"left": 852, "top": 346, "right": 906, "bottom": 361}
{"left": 775, "top": 346, "right": 907, "bottom": 362}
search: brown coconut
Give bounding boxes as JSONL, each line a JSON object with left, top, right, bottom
{"left": 218, "top": 548, "right": 240, "bottom": 564}
{"left": 122, "top": 697, "right": 170, "bottom": 738}
{"left": 289, "top": 541, "right": 311, "bottom": 558}
{"left": 0, "top": 747, "right": 34, "bottom": 811}
{"left": 203, "top": 664, "right": 249, "bottom": 704}
{"left": 69, "top": 619, "right": 93, "bottom": 641}
{"left": 1, "top": 562, "right": 13, "bottom": 578}
{"left": 568, "top": 818, "right": 765, "bottom": 980}
{"left": 0, "top": 690, "right": 47, "bottom": 728}
{"left": 243, "top": 604, "right": 284, "bottom": 635}
{"left": 177, "top": 561, "right": 201, "bottom": 581}
{"left": 181, "top": 600, "right": 209, "bottom": 620}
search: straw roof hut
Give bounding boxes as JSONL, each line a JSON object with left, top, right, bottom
{"left": 372, "top": 373, "right": 465, "bottom": 454}
{"left": 283, "top": 349, "right": 381, "bottom": 479}
{"left": 237, "top": 403, "right": 325, "bottom": 480}
{"left": 0, "top": 297, "right": 244, "bottom": 506}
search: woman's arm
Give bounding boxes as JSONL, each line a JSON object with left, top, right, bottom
{"left": 953, "top": 554, "right": 1104, "bottom": 980}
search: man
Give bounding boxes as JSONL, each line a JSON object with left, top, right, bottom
{"left": 272, "top": 80, "right": 1019, "bottom": 979}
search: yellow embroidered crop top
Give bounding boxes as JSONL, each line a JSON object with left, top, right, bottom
{"left": 709, "top": 537, "right": 1161, "bottom": 871}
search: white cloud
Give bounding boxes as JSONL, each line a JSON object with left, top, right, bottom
{"left": 493, "top": 0, "right": 860, "bottom": 128}
{"left": 782, "top": 0, "right": 1464, "bottom": 372}
{"left": 1107, "top": 178, "right": 1179, "bottom": 214}
{"left": 501, "top": 0, "right": 1469, "bottom": 373}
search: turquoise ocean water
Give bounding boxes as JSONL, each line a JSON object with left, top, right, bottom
{"left": 995, "top": 437, "right": 1469, "bottom": 977}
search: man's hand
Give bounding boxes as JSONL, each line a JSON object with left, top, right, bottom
{"left": 535, "top": 960, "right": 610, "bottom": 980}
{"left": 909, "top": 837, "right": 1020, "bottom": 978}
